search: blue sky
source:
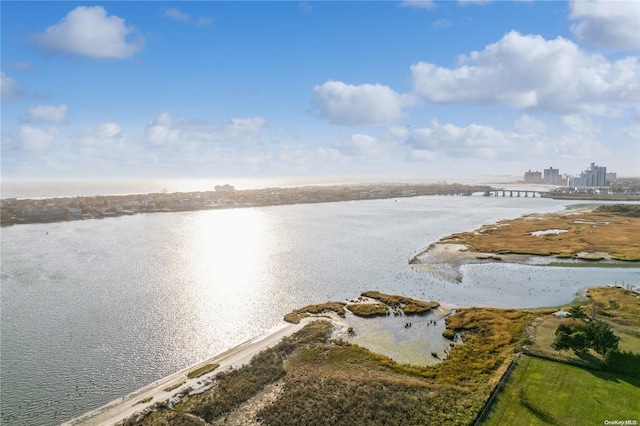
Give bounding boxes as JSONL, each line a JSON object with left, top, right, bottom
{"left": 2, "top": 1, "right": 639, "bottom": 183}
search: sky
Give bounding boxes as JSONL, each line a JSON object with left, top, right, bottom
{"left": 1, "top": 0, "right": 639, "bottom": 184}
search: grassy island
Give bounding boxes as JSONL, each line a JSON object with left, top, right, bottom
{"left": 413, "top": 205, "right": 640, "bottom": 271}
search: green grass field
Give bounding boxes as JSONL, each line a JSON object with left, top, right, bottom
{"left": 483, "top": 355, "right": 640, "bottom": 426}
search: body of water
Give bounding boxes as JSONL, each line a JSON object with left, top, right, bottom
{"left": 1, "top": 193, "right": 638, "bottom": 425}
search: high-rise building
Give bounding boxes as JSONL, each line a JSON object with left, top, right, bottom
{"left": 568, "top": 163, "right": 607, "bottom": 188}
{"left": 543, "top": 167, "right": 562, "bottom": 185}
{"left": 524, "top": 170, "right": 542, "bottom": 183}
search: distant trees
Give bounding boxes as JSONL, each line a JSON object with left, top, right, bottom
{"left": 551, "top": 314, "right": 619, "bottom": 356}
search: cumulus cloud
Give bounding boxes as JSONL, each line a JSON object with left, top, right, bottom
{"left": 561, "top": 114, "right": 600, "bottom": 135}
{"left": 406, "top": 120, "right": 518, "bottom": 160}
{"left": 145, "top": 112, "right": 266, "bottom": 146}
{"left": 514, "top": 114, "right": 546, "bottom": 134}
{"left": 404, "top": 118, "right": 611, "bottom": 164}
{"left": 32, "top": 6, "right": 144, "bottom": 59}
{"left": 313, "top": 80, "right": 415, "bottom": 126}
{"left": 570, "top": 0, "right": 640, "bottom": 52}
{"left": 411, "top": 31, "right": 640, "bottom": 115}
{"left": 19, "top": 126, "right": 59, "bottom": 151}
{"left": 79, "top": 122, "right": 124, "bottom": 146}
{"left": 1, "top": 72, "right": 25, "bottom": 102}
{"left": 25, "top": 104, "right": 68, "bottom": 124}
{"left": 333, "top": 134, "right": 390, "bottom": 159}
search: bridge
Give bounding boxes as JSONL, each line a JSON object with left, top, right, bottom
{"left": 483, "top": 189, "right": 543, "bottom": 198}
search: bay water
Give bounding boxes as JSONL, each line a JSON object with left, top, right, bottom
{"left": 1, "top": 193, "right": 638, "bottom": 425}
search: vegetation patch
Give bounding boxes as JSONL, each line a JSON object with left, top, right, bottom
{"left": 133, "top": 397, "right": 153, "bottom": 406}
{"left": 124, "top": 287, "right": 637, "bottom": 426}
{"left": 187, "top": 363, "right": 219, "bottom": 380}
{"left": 486, "top": 286, "right": 640, "bottom": 425}
{"left": 438, "top": 205, "right": 640, "bottom": 261}
{"left": 346, "top": 302, "right": 389, "bottom": 317}
{"left": 127, "top": 302, "right": 535, "bottom": 426}
{"left": 163, "top": 381, "right": 185, "bottom": 393}
{"left": 361, "top": 290, "right": 439, "bottom": 314}
{"left": 483, "top": 355, "right": 640, "bottom": 425}
{"left": 283, "top": 302, "right": 346, "bottom": 324}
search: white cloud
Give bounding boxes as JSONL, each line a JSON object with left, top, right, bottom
{"left": 561, "top": 115, "right": 600, "bottom": 135}
{"left": 400, "top": 0, "right": 435, "bottom": 9}
{"left": 26, "top": 104, "right": 68, "bottom": 124}
{"left": 514, "top": 114, "right": 546, "bottom": 134}
{"left": 333, "top": 134, "right": 390, "bottom": 159}
{"left": 33, "top": 6, "right": 144, "bottom": 59}
{"left": 570, "top": 0, "right": 640, "bottom": 52}
{"left": 411, "top": 31, "right": 640, "bottom": 115}
{"left": 19, "top": 126, "right": 59, "bottom": 151}
{"left": 404, "top": 118, "right": 614, "bottom": 165}
{"left": 431, "top": 19, "right": 453, "bottom": 29}
{"left": 161, "top": 7, "right": 190, "bottom": 22}
{"left": 195, "top": 17, "right": 214, "bottom": 26}
{"left": 406, "top": 120, "right": 517, "bottom": 160}
{"left": 161, "top": 7, "right": 212, "bottom": 26}
{"left": 313, "top": 81, "right": 415, "bottom": 126}
{"left": 145, "top": 112, "right": 266, "bottom": 146}
{"left": 1, "top": 72, "right": 25, "bottom": 102}
{"left": 79, "top": 122, "right": 124, "bottom": 147}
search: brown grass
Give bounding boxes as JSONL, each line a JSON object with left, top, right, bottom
{"left": 163, "top": 381, "right": 186, "bottom": 393}
{"left": 187, "top": 363, "right": 219, "bottom": 379}
{"left": 346, "top": 302, "right": 389, "bottom": 317}
{"left": 128, "top": 304, "right": 536, "bottom": 426}
{"left": 360, "top": 291, "right": 439, "bottom": 314}
{"left": 283, "top": 302, "right": 346, "bottom": 324}
{"left": 440, "top": 206, "right": 640, "bottom": 261}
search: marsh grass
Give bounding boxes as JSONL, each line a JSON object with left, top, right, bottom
{"left": 346, "top": 302, "right": 389, "bottom": 317}
{"left": 441, "top": 206, "right": 640, "bottom": 261}
{"left": 283, "top": 302, "right": 346, "bottom": 324}
{"left": 187, "top": 363, "right": 219, "bottom": 380}
{"left": 359, "top": 290, "right": 439, "bottom": 314}
{"left": 163, "top": 381, "right": 185, "bottom": 393}
{"left": 133, "top": 397, "right": 153, "bottom": 405}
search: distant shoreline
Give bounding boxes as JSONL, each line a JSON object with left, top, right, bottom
{"left": 1, "top": 182, "right": 489, "bottom": 226}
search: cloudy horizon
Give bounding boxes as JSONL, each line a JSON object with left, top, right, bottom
{"left": 2, "top": 1, "right": 639, "bottom": 182}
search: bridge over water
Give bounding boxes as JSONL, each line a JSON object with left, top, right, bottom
{"left": 484, "top": 189, "right": 543, "bottom": 197}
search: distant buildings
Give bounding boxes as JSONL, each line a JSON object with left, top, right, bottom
{"left": 523, "top": 163, "right": 613, "bottom": 188}
{"left": 523, "top": 166, "right": 562, "bottom": 185}
{"left": 569, "top": 163, "right": 607, "bottom": 188}
{"left": 524, "top": 170, "right": 542, "bottom": 183}
{"left": 543, "top": 167, "right": 562, "bottom": 185}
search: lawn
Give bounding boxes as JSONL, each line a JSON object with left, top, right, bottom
{"left": 483, "top": 355, "right": 640, "bottom": 426}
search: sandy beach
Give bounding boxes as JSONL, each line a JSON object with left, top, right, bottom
{"left": 63, "top": 317, "right": 348, "bottom": 426}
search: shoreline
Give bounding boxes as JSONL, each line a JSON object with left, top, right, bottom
{"left": 64, "top": 300, "right": 447, "bottom": 426}
{"left": 63, "top": 320, "right": 315, "bottom": 426}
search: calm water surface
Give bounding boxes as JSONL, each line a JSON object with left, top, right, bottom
{"left": 1, "top": 195, "right": 638, "bottom": 425}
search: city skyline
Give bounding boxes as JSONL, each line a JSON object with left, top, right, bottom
{"left": 1, "top": 1, "right": 639, "bottom": 182}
